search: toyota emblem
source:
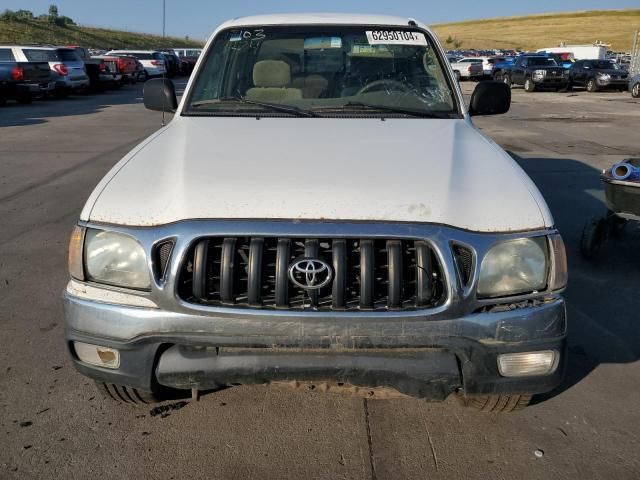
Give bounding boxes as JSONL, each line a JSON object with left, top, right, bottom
{"left": 288, "top": 257, "right": 333, "bottom": 290}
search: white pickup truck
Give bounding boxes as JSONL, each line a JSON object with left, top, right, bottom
{"left": 65, "top": 13, "right": 567, "bottom": 412}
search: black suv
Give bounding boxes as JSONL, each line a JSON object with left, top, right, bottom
{"left": 501, "top": 56, "right": 568, "bottom": 92}
{"left": 568, "top": 59, "right": 629, "bottom": 92}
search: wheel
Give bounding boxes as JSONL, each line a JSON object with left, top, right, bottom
{"left": 632, "top": 83, "right": 640, "bottom": 98}
{"left": 524, "top": 78, "right": 536, "bottom": 92}
{"left": 586, "top": 78, "right": 598, "bottom": 93}
{"left": 502, "top": 74, "right": 512, "bottom": 88}
{"left": 580, "top": 217, "right": 607, "bottom": 259}
{"left": 95, "top": 381, "right": 162, "bottom": 406}
{"left": 458, "top": 394, "right": 532, "bottom": 412}
{"left": 606, "top": 212, "right": 627, "bottom": 238}
{"left": 493, "top": 72, "right": 503, "bottom": 81}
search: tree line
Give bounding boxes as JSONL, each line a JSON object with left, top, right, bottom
{"left": 0, "top": 4, "right": 75, "bottom": 27}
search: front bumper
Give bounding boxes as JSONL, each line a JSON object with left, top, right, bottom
{"left": 64, "top": 292, "right": 567, "bottom": 400}
{"left": 597, "top": 78, "right": 629, "bottom": 89}
{"left": 533, "top": 77, "right": 568, "bottom": 88}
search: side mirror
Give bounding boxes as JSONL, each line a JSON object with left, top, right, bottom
{"left": 143, "top": 78, "right": 177, "bottom": 112}
{"left": 469, "top": 81, "right": 511, "bottom": 116}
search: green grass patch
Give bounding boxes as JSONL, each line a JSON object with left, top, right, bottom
{"left": 0, "top": 18, "right": 204, "bottom": 49}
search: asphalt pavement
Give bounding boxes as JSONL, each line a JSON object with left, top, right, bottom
{"left": 1, "top": 79, "right": 639, "bottom": 479}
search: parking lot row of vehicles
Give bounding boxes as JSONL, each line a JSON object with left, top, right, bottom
{"left": 448, "top": 53, "right": 640, "bottom": 97}
{"left": 0, "top": 45, "right": 202, "bottom": 104}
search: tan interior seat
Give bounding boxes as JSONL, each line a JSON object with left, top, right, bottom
{"left": 292, "top": 74, "right": 329, "bottom": 98}
{"left": 245, "top": 60, "right": 303, "bottom": 102}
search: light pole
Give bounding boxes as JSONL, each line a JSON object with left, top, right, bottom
{"left": 162, "top": 0, "right": 166, "bottom": 38}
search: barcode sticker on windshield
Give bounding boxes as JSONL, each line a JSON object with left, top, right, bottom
{"left": 366, "top": 31, "right": 427, "bottom": 46}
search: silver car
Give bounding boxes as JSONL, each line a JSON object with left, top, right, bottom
{"left": 12, "top": 46, "right": 90, "bottom": 96}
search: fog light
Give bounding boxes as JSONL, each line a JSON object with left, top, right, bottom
{"left": 497, "top": 350, "right": 558, "bottom": 377}
{"left": 74, "top": 342, "right": 120, "bottom": 369}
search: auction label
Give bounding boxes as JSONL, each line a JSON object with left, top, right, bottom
{"left": 366, "top": 31, "right": 427, "bottom": 46}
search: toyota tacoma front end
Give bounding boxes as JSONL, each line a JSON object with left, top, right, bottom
{"left": 64, "top": 14, "right": 568, "bottom": 412}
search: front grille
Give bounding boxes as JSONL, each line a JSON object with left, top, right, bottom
{"left": 177, "top": 237, "right": 446, "bottom": 311}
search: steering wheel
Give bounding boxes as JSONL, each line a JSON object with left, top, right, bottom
{"left": 356, "top": 79, "right": 411, "bottom": 96}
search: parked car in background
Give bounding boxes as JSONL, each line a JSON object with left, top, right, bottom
{"left": 0, "top": 46, "right": 53, "bottom": 104}
{"left": 499, "top": 56, "right": 569, "bottom": 92}
{"left": 158, "top": 49, "right": 180, "bottom": 77}
{"left": 459, "top": 56, "right": 499, "bottom": 76}
{"left": 87, "top": 56, "right": 123, "bottom": 90}
{"left": 537, "top": 44, "right": 607, "bottom": 61}
{"left": 106, "top": 50, "right": 166, "bottom": 79}
{"left": 172, "top": 48, "right": 202, "bottom": 58}
{"left": 546, "top": 52, "right": 575, "bottom": 69}
{"left": 105, "top": 53, "right": 139, "bottom": 84}
{"left": 10, "top": 46, "right": 89, "bottom": 97}
{"left": 568, "top": 59, "right": 629, "bottom": 92}
{"left": 630, "top": 73, "right": 640, "bottom": 98}
{"left": 133, "top": 58, "right": 146, "bottom": 82}
{"left": 448, "top": 57, "right": 483, "bottom": 80}
{"left": 179, "top": 55, "right": 198, "bottom": 75}
{"left": 173, "top": 47, "right": 202, "bottom": 74}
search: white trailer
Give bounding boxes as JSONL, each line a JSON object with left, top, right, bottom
{"left": 537, "top": 45, "right": 607, "bottom": 60}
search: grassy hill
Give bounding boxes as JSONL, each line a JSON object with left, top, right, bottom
{"left": 0, "top": 18, "right": 203, "bottom": 49}
{"left": 431, "top": 9, "right": 640, "bottom": 52}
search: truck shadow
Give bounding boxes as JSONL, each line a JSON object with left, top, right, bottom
{"left": 0, "top": 78, "right": 187, "bottom": 128}
{"left": 0, "top": 83, "right": 144, "bottom": 127}
{"left": 511, "top": 153, "right": 640, "bottom": 403}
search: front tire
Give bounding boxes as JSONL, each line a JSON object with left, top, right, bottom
{"left": 96, "top": 381, "right": 162, "bottom": 406}
{"left": 502, "top": 74, "right": 512, "bottom": 88}
{"left": 586, "top": 78, "right": 598, "bottom": 93}
{"left": 524, "top": 78, "right": 536, "bottom": 92}
{"left": 632, "top": 83, "right": 640, "bottom": 98}
{"left": 458, "top": 394, "right": 532, "bottom": 412}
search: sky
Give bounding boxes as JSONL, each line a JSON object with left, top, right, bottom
{"left": 1, "top": 0, "right": 639, "bottom": 40}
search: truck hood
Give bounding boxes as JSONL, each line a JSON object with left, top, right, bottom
{"left": 82, "top": 117, "right": 552, "bottom": 232}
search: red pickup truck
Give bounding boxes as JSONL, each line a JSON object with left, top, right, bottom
{"left": 110, "top": 55, "right": 138, "bottom": 84}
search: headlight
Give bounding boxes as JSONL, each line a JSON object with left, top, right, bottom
{"left": 597, "top": 73, "right": 611, "bottom": 82}
{"left": 84, "top": 229, "right": 150, "bottom": 289}
{"left": 477, "top": 237, "right": 548, "bottom": 298}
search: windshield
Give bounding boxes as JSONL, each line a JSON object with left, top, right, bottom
{"left": 528, "top": 57, "right": 558, "bottom": 66}
{"left": 593, "top": 60, "right": 620, "bottom": 70}
{"left": 185, "top": 26, "right": 458, "bottom": 118}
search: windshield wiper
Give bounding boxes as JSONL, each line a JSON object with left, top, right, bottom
{"left": 191, "top": 97, "right": 318, "bottom": 117}
{"left": 330, "top": 101, "right": 452, "bottom": 118}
